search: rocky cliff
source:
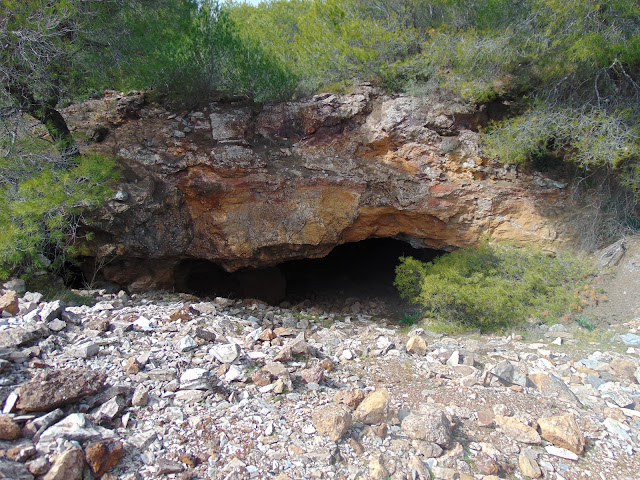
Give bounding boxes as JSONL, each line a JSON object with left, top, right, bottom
{"left": 69, "top": 86, "right": 572, "bottom": 291}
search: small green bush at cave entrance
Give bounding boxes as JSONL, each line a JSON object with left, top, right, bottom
{"left": 394, "top": 242, "right": 592, "bottom": 332}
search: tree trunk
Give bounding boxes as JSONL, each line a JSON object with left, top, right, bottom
{"left": 6, "top": 82, "right": 80, "bottom": 166}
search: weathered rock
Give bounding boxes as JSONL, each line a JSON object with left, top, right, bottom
{"left": 406, "top": 336, "right": 427, "bottom": 356}
{"left": 210, "top": 343, "right": 241, "bottom": 364}
{"left": 15, "top": 369, "right": 107, "bottom": 412}
{"left": 491, "top": 361, "right": 529, "bottom": 387}
{"left": 274, "top": 333, "right": 309, "bottom": 362}
{"left": 3, "top": 279, "right": 26, "bottom": 293}
{"left": 180, "top": 368, "right": 214, "bottom": 390}
{"left": 610, "top": 359, "right": 638, "bottom": 383}
{"left": 39, "top": 300, "right": 64, "bottom": 322}
{"left": 495, "top": 416, "right": 541, "bottom": 444}
{"left": 42, "top": 447, "right": 84, "bottom": 480}
{"left": 124, "top": 357, "right": 141, "bottom": 374}
{"left": 0, "top": 415, "right": 21, "bottom": 440}
{"left": 0, "top": 458, "right": 34, "bottom": 480}
{"left": 85, "top": 439, "right": 125, "bottom": 477}
{"left": 91, "top": 395, "right": 127, "bottom": 424}
{"left": 401, "top": 408, "right": 452, "bottom": 447}
{"left": 301, "top": 366, "right": 325, "bottom": 384}
{"left": 368, "top": 454, "right": 388, "bottom": 480}
{"left": 37, "top": 414, "right": 115, "bottom": 453}
{"left": 537, "top": 414, "right": 585, "bottom": 454}
{"left": 475, "top": 453, "right": 499, "bottom": 475}
{"left": 519, "top": 454, "right": 542, "bottom": 478}
{"left": 0, "top": 291, "right": 19, "bottom": 315}
{"left": 311, "top": 404, "right": 352, "bottom": 441}
{"left": 527, "top": 372, "right": 581, "bottom": 406}
{"left": 334, "top": 389, "right": 365, "bottom": 409}
{"left": 132, "top": 385, "right": 149, "bottom": 406}
{"left": 354, "top": 389, "right": 392, "bottom": 425}
{"left": 68, "top": 341, "right": 99, "bottom": 359}
{"left": 77, "top": 89, "right": 572, "bottom": 290}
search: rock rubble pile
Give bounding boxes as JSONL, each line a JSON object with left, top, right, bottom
{"left": 1, "top": 283, "right": 640, "bottom": 479}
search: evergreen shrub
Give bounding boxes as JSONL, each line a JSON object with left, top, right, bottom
{"left": 394, "top": 242, "right": 592, "bottom": 332}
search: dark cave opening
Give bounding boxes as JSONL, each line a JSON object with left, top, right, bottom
{"left": 279, "top": 237, "right": 442, "bottom": 304}
{"left": 174, "top": 238, "right": 444, "bottom": 316}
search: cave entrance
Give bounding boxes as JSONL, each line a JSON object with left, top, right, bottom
{"left": 174, "top": 238, "right": 444, "bottom": 319}
{"left": 279, "top": 237, "right": 443, "bottom": 318}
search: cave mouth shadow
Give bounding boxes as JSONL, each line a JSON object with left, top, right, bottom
{"left": 174, "top": 237, "right": 444, "bottom": 314}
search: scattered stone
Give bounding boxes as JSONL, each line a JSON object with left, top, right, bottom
{"left": 0, "top": 457, "right": 34, "bottom": 480}
{"left": 15, "top": 369, "right": 107, "bottom": 412}
{"left": 37, "top": 414, "right": 114, "bottom": 453}
{"left": 85, "top": 439, "right": 125, "bottom": 477}
{"left": 168, "top": 305, "right": 191, "bottom": 321}
{"left": 401, "top": 407, "right": 452, "bottom": 447}
{"left": 274, "top": 333, "right": 309, "bottom": 362}
{"left": 537, "top": 413, "right": 585, "bottom": 454}
{"left": 0, "top": 415, "right": 21, "bottom": 440}
{"left": 312, "top": 404, "right": 352, "bottom": 441}
{"left": 544, "top": 445, "right": 580, "bottom": 461}
{"left": 475, "top": 453, "right": 499, "bottom": 475}
{"left": 92, "top": 395, "right": 127, "bottom": 424}
{"left": 354, "top": 389, "right": 392, "bottom": 425}
{"left": 211, "top": 343, "right": 241, "bottom": 364}
{"left": 156, "top": 457, "right": 184, "bottom": 474}
{"left": 368, "top": 454, "right": 388, "bottom": 480}
{"left": 176, "top": 335, "right": 198, "bottom": 352}
{"left": 69, "top": 341, "right": 99, "bottom": 359}
{"left": 519, "top": 453, "right": 542, "bottom": 478}
{"left": 124, "top": 356, "right": 141, "bottom": 374}
{"left": 495, "top": 416, "right": 541, "bottom": 444}
{"left": 301, "top": 366, "right": 325, "bottom": 384}
{"left": 4, "top": 279, "right": 26, "bottom": 293}
{"left": 406, "top": 336, "right": 427, "bottom": 356}
{"left": 0, "top": 291, "right": 19, "bottom": 315}
{"left": 42, "top": 447, "right": 84, "bottom": 480}
{"left": 319, "top": 358, "right": 334, "bottom": 372}
{"left": 27, "top": 456, "right": 49, "bottom": 476}
{"left": 491, "top": 361, "right": 529, "bottom": 387}
{"left": 334, "top": 389, "right": 365, "bottom": 409}
{"left": 132, "top": 385, "right": 149, "bottom": 406}
{"left": 528, "top": 372, "right": 581, "bottom": 406}
{"left": 39, "top": 300, "right": 64, "bottom": 322}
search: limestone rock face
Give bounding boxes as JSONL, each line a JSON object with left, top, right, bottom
{"left": 72, "top": 88, "right": 575, "bottom": 289}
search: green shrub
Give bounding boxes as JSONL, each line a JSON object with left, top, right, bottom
{"left": 394, "top": 243, "right": 592, "bottom": 332}
{"left": 0, "top": 153, "right": 119, "bottom": 279}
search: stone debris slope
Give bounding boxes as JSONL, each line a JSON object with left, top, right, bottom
{"left": 1, "top": 283, "right": 640, "bottom": 479}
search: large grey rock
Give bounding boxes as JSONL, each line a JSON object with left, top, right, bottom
{"left": 401, "top": 408, "right": 452, "bottom": 447}
{"left": 490, "top": 360, "right": 529, "bottom": 387}
{"left": 210, "top": 343, "right": 241, "bottom": 364}
{"left": 15, "top": 369, "right": 107, "bottom": 412}
{"left": 37, "top": 414, "right": 115, "bottom": 453}
{"left": 180, "top": 368, "right": 214, "bottom": 390}
{"left": 39, "top": 300, "right": 64, "bottom": 322}
{"left": 0, "top": 457, "right": 34, "bottom": 480}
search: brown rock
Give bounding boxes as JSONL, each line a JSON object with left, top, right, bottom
{"left": 0, "top": 291, "right": 19, "bottom": 315}
{"left": 610, "top": 359, "right": 638, "bottom": 383}
{"left": 85, "top": 439, "right": 125, "bottom": 477}
{"left": 368, "top": 454, "right": 388, "bottom": 480}
{"left": 537, "top": 413, "right": 585, "bottom": 454}
{"left": 168, "top": 305, "right": 191, "bottom": 321}
{"left": 85, "top": 317, "right": 110, "bottom": 332}
{"left": 527, "top": 372, "right": 581, "bottom": 405}
{"left": 354, "top": 389, "right": 392, "bottom": 425}
{"left": 406, "top": 336, "right": 427, "bottom": 356}
{"left": 519, "top": 454, "right": 542, "bottom": 478}
{"left": 42, "top": 447, "right": 84, "bottom": 480}
{"left": 348, "top": 436, "right": 365, "bottom": 455}
{"left": 15, "top": 369, "right": 107, "bottom": 412}
{"left": 258, "top": 328, "right": 276, "bottom": 341}
{"left": 476, "top": 453, "right": 499, "bottom": 475}
{"left": 0, "top": 416, "right": 21, "bottom": 440}
{"left": 274, "top": 333, "right": 310, "bottom": 363}
{"left": 319, "top": 358, "right": 334, "bottom": 372}
{"left": 300, "top": 366, "right": 324, "bottom": 384}
{"left": 251, "top": 368, "right": 275, "bottom": 387}
{"left": 311, "top": 404, "right": 352, "bottom": 441}
{"left": 123, "top": 357, "right": 141, "bottom": 375}
{"left": 334, "top": 389, "right": 365, "bottom": 409}
{"left": 477, "top": 410, "right": 495, "bottom": 427}
{"left": 495, "top": 416, "right": 541, "bottom": 444}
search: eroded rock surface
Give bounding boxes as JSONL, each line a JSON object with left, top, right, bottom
{"left": 69, "top": 88, "right": 574, "bottom": 290}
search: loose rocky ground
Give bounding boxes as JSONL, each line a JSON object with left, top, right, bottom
{"left": 1, "top": 239, "right": 640, "bottom": 480}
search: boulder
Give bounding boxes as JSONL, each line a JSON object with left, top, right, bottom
{"left": 311, "top": 404, "right": 352, "bottom": 442}
{"left": 537, "top": 414, "right": 585, "bottom": 454}
{"left": 354, "top": 389, "right": 392, "bottom": 425}
{"left": 401, "top": 408, "right": 452, "bottom": 447}
{"left": 15, "top": 369, "right": 107, "bottom": 412}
